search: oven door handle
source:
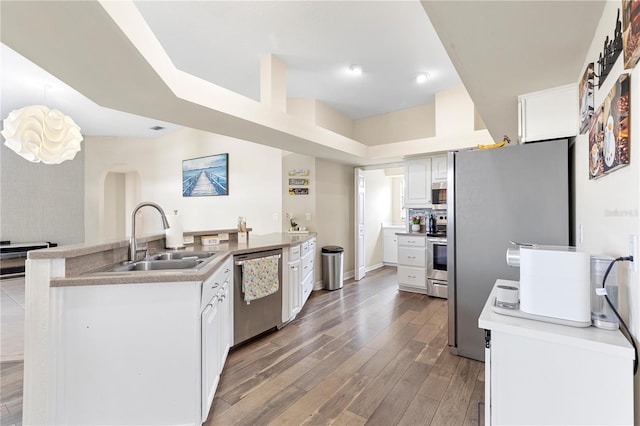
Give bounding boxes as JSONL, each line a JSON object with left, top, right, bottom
{"left": 428, "top": 238, "right": 447, "bottom": 244}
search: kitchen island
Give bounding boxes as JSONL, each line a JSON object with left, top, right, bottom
{"left": 23, "top": 231, "right": 317, "bottom": 425}
{"left": 479, "top": 279, "right": 634, "bottom": 425}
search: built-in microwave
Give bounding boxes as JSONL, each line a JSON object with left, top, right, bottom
{"left": 432, "top": 182, "right": 446, "bottom": 209}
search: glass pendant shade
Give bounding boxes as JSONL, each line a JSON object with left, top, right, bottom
{"left": 1, "top": 105, "right": 83, "bottom": 164}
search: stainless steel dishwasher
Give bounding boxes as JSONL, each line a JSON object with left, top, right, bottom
{"left": 233, "top": 248, "right": 283, "bottom": 346}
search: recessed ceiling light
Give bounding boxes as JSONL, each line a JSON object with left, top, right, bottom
{"left": 150, "top": 126, "right": 165, "bottom": 131}
{"left": 349, "top": 65, "right": 363, "bottom": 75}
{"left": 416, "top": 73, "right": 431, "bottom": 84}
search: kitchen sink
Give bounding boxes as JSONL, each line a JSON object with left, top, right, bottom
{"left": 98, "top": 251, "right": 218, "bottom": 273}
{"left": 115, "top": 259, "right": 201, "bottom": 272}
{"left": 148, "top": 251, "right": 217, "bottom": 261}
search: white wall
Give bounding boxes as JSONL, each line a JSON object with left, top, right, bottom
{"left": 288, "top": 87, "right": 483, "bottom": 147}
{"left": 282, "top": 153, "right": 316, "bottom": 232}
{"left": 574, "top": 1, "right": 640, "bottom": 417}
{"left": 103, "top": 172, "right": 126, "bottom": 240}
{"left": 0, "top": 143, "right": 84, "bottom": 245}
{"left": 391, "top": 176, "right": 404, "bottom": 224}
{"left": 316, "top": 159, "right": 354, "bottom": 278}
{"left": 354, "top": 103, "right": 436, "bottom": 145}
{"left": 435, "top": 84, "right": 475, "bottom": 136}
{"left": 315, "top": 100, "right": 354, "bottom": 139}
{"left": 84, "top": 128, "right": 283, "bottom": 243}
{"left": 364, "top": 169, "right": 392, "bottom": 269}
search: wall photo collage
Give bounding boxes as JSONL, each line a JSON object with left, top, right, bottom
{"left": 584, "top": 1, "right": 638, "bottom": 180}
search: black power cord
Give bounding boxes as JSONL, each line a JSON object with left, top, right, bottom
{"left": 601, "top": 256, "right": 637, "bottom": 375}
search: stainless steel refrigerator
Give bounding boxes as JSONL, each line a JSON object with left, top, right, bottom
{"left": 447, "top": 140, "right": 570, "bottom": 361}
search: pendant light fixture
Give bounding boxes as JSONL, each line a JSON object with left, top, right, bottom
{"left": 1, "top": 105, "right": 83, "bottom": 165}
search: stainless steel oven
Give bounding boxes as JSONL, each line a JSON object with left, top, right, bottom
{"left": 427, "top": 237, "right": 447, "bottom": 298}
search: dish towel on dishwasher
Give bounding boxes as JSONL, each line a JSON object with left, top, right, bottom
{"left": 242, "top": 255, "right": 280, "bottom": 304}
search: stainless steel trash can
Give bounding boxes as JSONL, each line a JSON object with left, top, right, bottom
{"left": 322, "top": 246, "right": 344, "bottom": 290}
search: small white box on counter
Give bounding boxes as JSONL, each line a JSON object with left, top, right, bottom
{"left": 201, "top": 236, "right": 222, "bottom": 245}
{"left": 201, "top": 233, "right": 230, "bottom": 246}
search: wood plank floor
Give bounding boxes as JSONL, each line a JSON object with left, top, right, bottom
{"left": 0, "top": 266, "right": 484, "bottom": 426}
{"left": 0, "top": 362, "right": 22, "bottom": 426}
{"left": 205, "top": 267, "right": 484, "bottom": 426}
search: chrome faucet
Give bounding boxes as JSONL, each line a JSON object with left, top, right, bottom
{"left": 129, "top": 202, "right": 170, "bottom": 262}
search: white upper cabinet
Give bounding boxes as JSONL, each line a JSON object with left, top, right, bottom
{"left": 404, "top": 157, "right": 431, "bottom": 207}
{"left": 431, "top": 155, "right": 448, "bottom": 183}
{"left": 518, "top": 83, "right": 578, "bottom": 143}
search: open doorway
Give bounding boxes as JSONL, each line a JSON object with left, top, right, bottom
{"left": 101, "top": 171, "right": 140, "bottom": 241}
{"left": 354, "top": 164, "right": 404, "bottom": 279}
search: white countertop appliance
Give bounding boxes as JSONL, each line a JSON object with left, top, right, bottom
{"left": 506, "top": 244, "right": 591, "bottom": 326}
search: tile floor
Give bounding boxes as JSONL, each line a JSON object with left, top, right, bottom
{"left": 0, "top": 278, "right": 25, "bottom": 363}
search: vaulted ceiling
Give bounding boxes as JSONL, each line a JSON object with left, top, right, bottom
{"left": 1, "top": 1, "right": 606, "bottom": 165}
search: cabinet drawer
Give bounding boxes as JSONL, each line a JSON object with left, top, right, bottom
{"left": 302, "top": 253, "right": 314, "bottom": 277}
{"left": 289, "top": 244, "right": 301, "bottom": 261}
{"left": 202, "top": 273, "right": 222, "bottom": 311}
{"left": 398, "top": 247, "right": 426, "bottom": 267}
{"left": 301, "top": 241, "right": 310, "bottom": 257}
{"left": 201, "top": 258, "right": 232, "bottom": 310}
{"left": 397, "top": 266, "right": 426, "bottom": 287}
{"left": 427, "top": 280, "right": 448, "bottom": 299}
{"left": 397, "top": 235, "right": 426, "bottom": 247}
{"left": 308, "top": 238, "right": 316, "bottom": 254}
{"left": 302, "top": 272, "right": 313, "bottom": 299}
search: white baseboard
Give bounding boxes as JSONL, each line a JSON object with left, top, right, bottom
{"left": 365, "top": 263, "right": 384, "bottom": 273}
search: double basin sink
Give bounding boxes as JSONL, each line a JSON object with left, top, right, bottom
{"left": 102, "top": 251, "right": 218, "bottom": 273}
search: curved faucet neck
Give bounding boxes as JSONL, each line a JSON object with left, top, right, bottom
{"left": 129, "top": 202, "right": 170, "bottom": 262}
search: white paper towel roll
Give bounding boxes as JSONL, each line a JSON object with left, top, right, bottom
{"left": 166, "top": 214, "right": 184, "bottom": 248}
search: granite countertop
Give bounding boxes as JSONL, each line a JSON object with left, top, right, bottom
{"left": 45, "top": 232, "right": 316, "bottom": 287}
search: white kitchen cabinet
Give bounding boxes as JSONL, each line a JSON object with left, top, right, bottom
{"left": 382, "top": 227, "right": 403, "bottom": 264}
{"left": 404, "top": 157, "right": 431, "bottom": 207}
{"left": 52, "top": 256, "right": 234, "bottom": 425}
{"left": 217, "top": 272, "right": 232, "bottom": 381}
{"left": 201, "top": 294, "right": 220, "bottom": 420}
{"left": 518, "top": 83, "right": 578, "bottom": 143}
{"left": 397, "top": 234, "right": 427, "bottom": 294}
{"left": 301, "top": 238, "right": 315, "bottom": 305}
{"left": 201, "top": 259, "right": 232, "bottom": 421}
{"left": 431, "top": 154, "right": 447, "bottom": 182}
{"left": 283, "top": 238, "right": 315, "bottom": 323}
{"left": 287, "top": 244, "right": 302, "bottom": 320}
{"left": 480, "top": 280, "right": 634, "bottom": 426}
